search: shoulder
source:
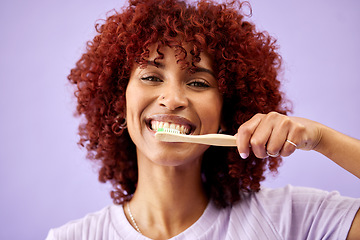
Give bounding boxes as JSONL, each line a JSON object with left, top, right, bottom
{"left": 46, "top": 205, "right": 119, "bottom": 240}
{"left": 253, "top": 184, "right": 359, "bottom": 214}
{"left": 232, "top": 185, "right": 360, "bottom": 239}
{"left": 252, "top": 184, "right": 332, "bottom": 206}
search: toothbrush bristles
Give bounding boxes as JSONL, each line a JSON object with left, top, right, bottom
{"left": 157, "top": 127, "right": 181, "bottom": 134}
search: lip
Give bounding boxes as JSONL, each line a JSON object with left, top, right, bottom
{"left": 145, "top": 114, "right": 196, "bottom": 135}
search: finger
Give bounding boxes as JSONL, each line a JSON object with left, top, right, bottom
{"left": 280, "top": 120, "right": 305, "bottom": 156}
{"left": 279, "top": 139, "right": 297, "bottom": 157}
{"left": 250, "top": 112, "right": 287, "bottom": 159}
{"left": 281, "top": 134, "right": 304, "bottom": 157}
{"left": 265, "top": 114, "right": 292, "bottom": 157}
{"left": 237, "top": 113, "right": 264, "bottom": 159}
{"left": 266, "top": 126, "right": 288, "bottom": 158}
{"left": 250, "top": 119, "right": 273, "bottom": 159}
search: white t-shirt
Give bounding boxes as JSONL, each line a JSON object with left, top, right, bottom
{"left": 46, "top": 185, "right": 360, "bottom": 240}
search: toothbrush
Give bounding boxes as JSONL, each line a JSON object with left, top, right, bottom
{"left": 155, "top": 128, "right": 237, "bottom": 147}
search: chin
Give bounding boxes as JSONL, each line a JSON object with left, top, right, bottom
{"left": 147, "top": 144, "right": 208, "bottom": 167}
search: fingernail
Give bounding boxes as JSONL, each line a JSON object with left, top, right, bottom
{"left": 240, "top": 153, "right": 249, "bottom": 159}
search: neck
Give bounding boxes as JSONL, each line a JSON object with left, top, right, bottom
{"left": 126, "top": 152, "right": 208, "bottom": 239}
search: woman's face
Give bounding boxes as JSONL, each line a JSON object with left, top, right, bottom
{"left": 125, "top": 45, "right": 223, "bottom": 167}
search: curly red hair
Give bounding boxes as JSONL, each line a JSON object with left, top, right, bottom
{"left": 69, "top": 0, "right": 289, "bottom": 207}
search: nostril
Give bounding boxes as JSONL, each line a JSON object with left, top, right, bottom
{"left": 158, "top": 93, "right": 188, "bottom": 110}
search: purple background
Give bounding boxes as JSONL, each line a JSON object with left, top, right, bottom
{"left": 1, "top": 0, "right": 359, "bottom": 239}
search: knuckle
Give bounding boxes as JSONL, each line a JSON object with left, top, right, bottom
{"left": 238, "top": 125, "right": 252, "bottom": 136}
{"left": 250, "top": 113, "right": 265, "bottom": 122}
{"left": 250, "top": 139, "right": 267, "bottom": 157}
{"left": 267, "top": 111, "right": 280, "bottom": 119}
{"left": 279, "top": 116, "right": 291, "bottom": 129}
{"left": 250, "top": 138, "right": 261, "bottom": 147}
{"left": 293, "top": 123, "right": 306, "bottom": 135}
{"left": 254, "top": 113, "right": 265, "bottom": 118}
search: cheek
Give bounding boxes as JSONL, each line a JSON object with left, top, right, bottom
{"left": 125, "top": 80, "right": 145, "bottom": 117}
{"left": 125, "top": 82, "right": 143, "bottom": 135}
{"left": 198, "top": 94, "right": 223, "bottom": 131}
{"left": 125, "top": 82, "right": 153, "bottom": 134}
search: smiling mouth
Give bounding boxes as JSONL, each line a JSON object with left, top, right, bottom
{"left": 150, "top": 121, "right": 192, "bottom": 135}
{"left": 146, "top": 115, "right": 196, "bottom": 135}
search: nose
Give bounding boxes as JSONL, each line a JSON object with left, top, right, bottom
{"left": 159, "top": 84, "right": 188, "bottom": 111}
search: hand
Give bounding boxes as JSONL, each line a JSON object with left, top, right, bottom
{"left": 236, "top": 112, "right": 322, "bottom": 159}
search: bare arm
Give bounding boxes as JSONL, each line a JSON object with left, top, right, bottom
{"left": 313, "top": 122, "right": 360, "bottom": 178}
{"left": 313, "top": 124, "right": 360, "bottom": 239}
{"left": 347, "top": 208, "right": 360, "bottom": 240}
{"left": 236, "top": 112, "right": 360, "bottom": 178}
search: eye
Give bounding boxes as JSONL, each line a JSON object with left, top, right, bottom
{"left": 187, "top": 80, "right": 211, "bottom": 88}
{"left": 140, "top": 75, "right": 163, "bottom": 86}
{"left": 141, "top": 76, "right": 162, "bottom": 82}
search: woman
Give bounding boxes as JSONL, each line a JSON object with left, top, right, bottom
{"left": 47, "top": 0, "right": 360, "bottom": 239}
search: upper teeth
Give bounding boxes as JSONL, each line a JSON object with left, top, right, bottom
{"left": 151, "top": 121, "right": 191, "bottom": 134}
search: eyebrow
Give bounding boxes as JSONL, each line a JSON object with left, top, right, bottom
{"left": 146, "top": 60, "right": 215, "bottom": 78}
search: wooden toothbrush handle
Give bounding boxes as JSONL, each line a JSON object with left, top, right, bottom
{"left": 187, "top": 134, "right": 237, "bottom": 146}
